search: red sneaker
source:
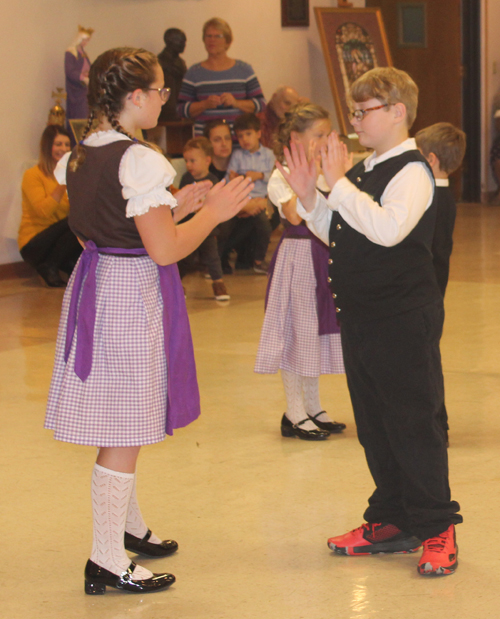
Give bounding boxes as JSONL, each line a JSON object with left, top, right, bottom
{"left": 328, "top": 522, "right": 421, "bottom": 556}
{"left": 417, "top": 525, "right": 458, "bottom": 576}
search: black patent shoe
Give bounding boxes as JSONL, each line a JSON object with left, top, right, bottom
{"left": 125, "top": 529, "right": 178, "bottom": 557}
{"left": 84, "top": 559, "right": 175, "bottom": 595}
{"left": 308, "top": 411, "right": 346, "bottom": 433}
{"left": 281, "top": 413, "right": 330, "bottom": 441}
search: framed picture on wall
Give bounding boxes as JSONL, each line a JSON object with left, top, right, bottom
{"left": 281, "top": 0, "right": 309, "bottom": 27}
{"left": 314, "top": 7, "right": 392, "bottom": 135}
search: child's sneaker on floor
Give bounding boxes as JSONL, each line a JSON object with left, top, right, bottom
{"left": 417, "top": 524, "right": 458, "bottom": 576}
{"left": 212, "top": 281, "right": 230, "bottom": 301}
{"left": 328, "top": 522, "right": 421, "bottom": 555}
{"left": 253, "top": 260, "right": 269, "bottom": 274}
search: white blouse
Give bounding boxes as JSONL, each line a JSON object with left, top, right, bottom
{"left": 268, "top": 168, "right": 330, "bottom": 218}
{"left": 55, "top": 130, "right": 178, "bottom": 218}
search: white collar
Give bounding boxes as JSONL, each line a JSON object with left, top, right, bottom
{"left": 84, "top": 130, "right": 132, "bottom": 146}
{"left": 363, "top": 138, "right": 417, "bottom": 172}
{"left": 435, "top": 178, "right": 450, "bottom": 187}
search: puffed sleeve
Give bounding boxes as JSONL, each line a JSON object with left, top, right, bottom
{"left": 120, "top": 145, "right": 178, "bottom": 218}
{"left": 268, "top": 169, "right": 293, "bottom": 216}
{"left": 55, "top": 152, "right": 71, "bottom": 185}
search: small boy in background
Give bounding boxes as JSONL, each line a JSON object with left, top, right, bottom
{"left": 415, "top": 122, "right": 467, "bottom": 297}
{"left": 415, "top": 122, "right": 467, "bottom": 446}
{"left": 178, "top": 137, "right": 230, "bottom": 301}
{"left": 223, "top": 113, "right": 275, "bottom": 274}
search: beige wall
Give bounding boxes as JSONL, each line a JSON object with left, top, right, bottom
{"left": 1, "top": 0, "right": 366, "bottom": 264}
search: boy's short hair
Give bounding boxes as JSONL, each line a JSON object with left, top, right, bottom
{"left": 203, "top": 119, "right": 231, "bottom": 140}
{"left": 233, "top": 113, "right": 261, "bottom": 133}
{"left": 183, "top": 137, "right": 213, "bottom": 158}
{"left": 415, "top": 122, "right": 467, "bottom": 174}
{"left": 349, "top": 67, "right": 419, "bottom": 129}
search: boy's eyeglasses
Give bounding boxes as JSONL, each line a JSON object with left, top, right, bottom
{"left": 147, "top": 88, "right": 171, "bottom": 103}
{"left": 348, "top": 104, "right": 389, "bottom": 121}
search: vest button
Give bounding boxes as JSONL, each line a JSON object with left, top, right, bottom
{"left": 356, "top": 177, "right": 362, "bottom": 183}
{"left": 328, "top": 259, "right": 333, "bottom": 264}
{"left": 332, "top": 293, "right": 337, "bottom": 298}
{"left": 327, "top": 277, "right": 332, "bottom": 283}
{"left": 330, "top": 241, "right": 336, "bottom": 247}
{"left": 336, "top": 307, "right": 341, "bottom": 313}
{"left": 336, "top": 224, "right": 342, "bottom": 230}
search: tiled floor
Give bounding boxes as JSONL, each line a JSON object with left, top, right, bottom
{"left": 2, "top": 204, "right": 499, "bottom": 618}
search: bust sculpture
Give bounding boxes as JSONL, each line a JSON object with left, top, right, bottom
{"left": 157, "top": 28, "right": 187, "bottom": 121}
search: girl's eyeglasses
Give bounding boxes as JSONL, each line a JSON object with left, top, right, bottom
{"left": 147, "top": 88, "right": 171, "bottom": 103}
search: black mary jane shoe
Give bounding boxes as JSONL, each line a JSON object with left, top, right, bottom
{"left": 308, "top": 411, "right": 346, "bottom": 434}
{"left": 84, "top": 559, "right": 175, "bottom": 595}
{"left": 125, "top": 529, "right": 178, "bottom": 557}
{"left": 281, "top": 413, "right": 330, "bottom": 441}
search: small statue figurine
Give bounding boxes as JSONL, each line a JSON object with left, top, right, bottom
{"left": 48, "top": 88, "right": 67, "bottom": 126}
{"left": 65, "top": 25, "right": 94, "bottom": 127}
{"left": 157, "top": 28, "right": 187, "bottom": 121}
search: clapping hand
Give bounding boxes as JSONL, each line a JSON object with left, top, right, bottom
{"left": 321, "top": 132, "right": 352, "bottom": 190}
{"left": 275, "top": 141, "right": 318, "bottom": 212}
{"left": 172, "top": 180, "right": 212, "bottom": 222}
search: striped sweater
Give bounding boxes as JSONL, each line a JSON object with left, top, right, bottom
{"left": 177, "top": 60, "right": 266, "bottom": 141}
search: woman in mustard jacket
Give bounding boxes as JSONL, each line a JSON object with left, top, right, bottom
{"left": 19, "top": 125, "right": 82, "bottom": 286}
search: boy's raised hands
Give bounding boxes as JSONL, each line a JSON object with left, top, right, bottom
{"left": 321, "top": 132, "right": 352, "bottom": 190}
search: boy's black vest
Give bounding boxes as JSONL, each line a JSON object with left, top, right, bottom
{"left": 328, "top": 150, "right": 441, "bottom": 324}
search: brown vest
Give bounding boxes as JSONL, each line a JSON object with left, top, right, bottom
{"left": 66, "top": 141, "right": 145, "bottom": 249}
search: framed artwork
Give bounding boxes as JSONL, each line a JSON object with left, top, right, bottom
{"left": 281, "top": 0, "right": 309, "bottom": 27}
{"left": 314, "top": 7, "right": 392, "bottom": 135}
{"left": 398, "top": 3, "right": 427, "bottom": 48}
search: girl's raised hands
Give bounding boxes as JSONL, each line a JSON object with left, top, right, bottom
{"left": 321, "top": 132, "right": 353, "bottom": 190}
{"left": 275, "top": 141, "right": 318, "bottom": 212}
{"left": 173, "top": 180, "right": 213, "bottom": 222}
{"left": 202, "top": 175, "right": 254, "bottom": 223}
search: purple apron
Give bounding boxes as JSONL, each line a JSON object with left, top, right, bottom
{"left": 266, "top": 224, "right": 340, "bottom": 336}
{"left": 64, "top": 240, "right": 200, "bottom": 435}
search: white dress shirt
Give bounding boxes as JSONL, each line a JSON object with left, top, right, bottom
{"left": 296, "top": 138, "right": 434, "bottom": 247}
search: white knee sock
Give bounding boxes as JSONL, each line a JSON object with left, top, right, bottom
{"left": 281, "top": 370, "right": 317, "bottom": 430}
{"left": 302, "top": 377, "right": 335, "bottom": 423}
{"left": 90, "top": 463, "right": 153, "bottom": 580}
{"left": 126, "top": 475, "right": 162, "bottom": 544}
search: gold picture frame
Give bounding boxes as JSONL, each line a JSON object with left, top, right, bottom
{"left": 314, "top": 7, "right": 392, "bottom": 135}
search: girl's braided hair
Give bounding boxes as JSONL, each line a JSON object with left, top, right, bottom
{"left": 70, "top": 47, "right": 159, "bottom": 172}
{"left": 273, "top": 102, "right": 330, "bottom": 162}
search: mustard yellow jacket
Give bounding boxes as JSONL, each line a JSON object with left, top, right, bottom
{"left": 18, "top": 165, "right": 70, "bottom": 249}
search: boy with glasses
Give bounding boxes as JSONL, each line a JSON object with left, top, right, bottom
{"left": 278, "top": 67, "right": 462, "bottom": 577}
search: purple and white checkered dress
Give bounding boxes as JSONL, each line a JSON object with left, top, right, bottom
{"left": 254, "top": 237, "right": 344, "bottom": 377}
{"left": 45, "top": 254, "right": 168, "bottom": 446}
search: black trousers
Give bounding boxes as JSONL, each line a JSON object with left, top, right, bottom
{"left": 340, "top": 301, "right": 462, "bottom": 541}
{"left": 20, "top": 218, "right": 82, "bottom": 272}
{"left": 219, "top": 211, "right": 271, "bottom": 265}
{"left": 178, "top": 235, "right": 223, "bottom": 281}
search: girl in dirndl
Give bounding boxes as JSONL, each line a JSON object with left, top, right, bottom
{"left": 254, "top": 103, "right": 346, "bottom": 440}
{"left": 45, "top": 47, "right": 252, "bottom": 595}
